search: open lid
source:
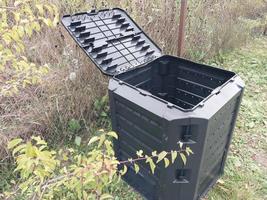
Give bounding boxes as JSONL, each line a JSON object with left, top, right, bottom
{"left": 61, "top": 8, "right": 162, "bottom": 76}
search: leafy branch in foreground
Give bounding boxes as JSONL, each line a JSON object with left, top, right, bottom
{"left": 4, "top": 130, "right": 193, "bottom": 199}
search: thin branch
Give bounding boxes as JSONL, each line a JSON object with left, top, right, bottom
{"left": 119, "top": 149, "right": 187, "bottom": 165}
{"left": 37, "top": 149, "right": 189, "bottom": 193}
{"left": 0, "top": 6, "right": 17, "bottom": 10}
{"left": 39, "top": 182, "right": 48, "bottom": 200}
{"left": 41, "top": 173, "right": 74, "bottom": 189}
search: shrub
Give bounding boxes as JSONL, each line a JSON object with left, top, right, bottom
{"left": 2, "top": 130, "right": 193, "bottom": 199}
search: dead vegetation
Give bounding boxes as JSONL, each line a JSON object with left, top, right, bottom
{"left": 0, "top": 28, "right": 108, "bottom": 157}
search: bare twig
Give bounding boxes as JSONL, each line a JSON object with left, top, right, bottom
{"left": 0, "top": 6, "right": 17, "bottom": 10}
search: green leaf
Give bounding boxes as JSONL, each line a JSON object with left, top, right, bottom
{"left": 185, "top": 147, "right": 194, "bottom": 156}
{"left": 157, "top": 151, "right": 167, "bottom": 163}
{"left": 164, "top": 158, "right": 170, "bottom": 168}
{"left": 136, "top": 150, "right": 143, "bottom": 157}
{"left": 152, "top": 151, "right": 157, "bottom": 157}
{"left": 120, "top": 165, "right": 128, "bottom": 175}
{"left": 32, "top": 21, "right": 41, "bottom": 32}
{"left": 104, "top": 140, "right": 113, "bottom": 154}
{"left": 31, "top": 136, "right": 47, "bottom": 146}
{"left": 101, "top": 111, "right": 107, "bottom": 117}
{"left": 107, "top": 131, "right": 118, "bottom": 139}
{"left": 180, "top": 153, "right": 187, "bottom": 165}
{"left": 134, "top": 163, "right": 140, "bottom": 174}
{"left": 177, "top": 141, "right": 183, "bottom": 149}
{"left": 148, "top": 159, "right": 156, "bottom": 174}
{"left": 36, "top": 4, "right": 44, "bottom": 15}
{"left": 68, "top": 119, "right": 81, "bottom": 133}
{"left": 3, "top": 34, "right": 12, "bottom": 45}
{"left": 98, "top": 134, "right": 106, "bottom": 148}
{"left": 25, "top": 24, "right": 33, "bottom": 37}
{"left": 17, "top": 26, "right": 25, "bottom": 37}
{"left": 12, "top": 144, "right": 26, "bottom": 156}
{"left": 68, "top": 148, "right": 74, "bottom": 153}
{"left": 76, "top": 155, "right": 82, "bottom": 165}
{"left": 8, "top": 138, "right": 23, "bottom": 149}
{"left": 13, "top": 12, "right": 20, "bottom": 23}
{"left": 171, "top": 151, "right": 177, "bottom": 164}
{"left": 44, "top": 4, "right": 54, "bottom": 16}
{"left": 42, "top": 18, "right": 53, "bottom": 27}
{"left": 100, "top": 194, "right": 113, "bottom": 200}
{"left": 88, "top": 136, "right": 99, "bottom": 146}
{"left": 75, "top": 136, "right": 81, "bottom": 146}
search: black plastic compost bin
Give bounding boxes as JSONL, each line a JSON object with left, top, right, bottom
{"left": 61, "top": 8, "right": 244, "bottom": 200}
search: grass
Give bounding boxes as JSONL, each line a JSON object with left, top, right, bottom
{"left": 205, "top": 37, "right": 267, "bottom": 200}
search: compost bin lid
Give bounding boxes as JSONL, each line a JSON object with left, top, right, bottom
{"left": 61, "top": 8, "right": 162, "bottom": 76}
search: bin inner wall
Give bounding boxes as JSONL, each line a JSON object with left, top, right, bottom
{"left": 115, "top": 56, "right": 235, "bottom": 110}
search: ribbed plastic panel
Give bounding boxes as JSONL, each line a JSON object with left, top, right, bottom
{"left": 109, "top": 55, "right": 244, "bottom": 200}
{"left": 197, "top": 95, "right": 241, "bottom": 198}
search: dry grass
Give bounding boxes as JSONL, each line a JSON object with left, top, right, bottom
{"left": 1, "top": 0, "right": 267, "bottom": 158}
{"left": 0, "top": 27, "right": 108, "bottom": 157}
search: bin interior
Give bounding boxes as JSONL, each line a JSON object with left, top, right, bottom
{"left": 115, "top": 56, "right": 236, "bottom": 110}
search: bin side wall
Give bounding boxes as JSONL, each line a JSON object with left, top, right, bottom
{"left": 158, "top": 118, "right": 209, "bottom": 200}
{"left": 197, "top": 91, "right": 243, "bottom": 197}
{"left": 109, "top": 90, "right": 167, "bottom": 199}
